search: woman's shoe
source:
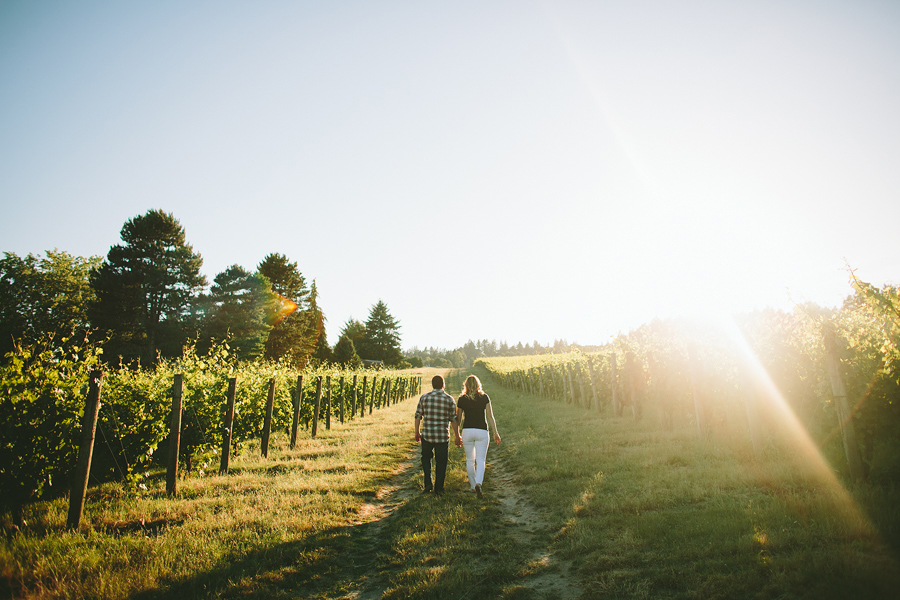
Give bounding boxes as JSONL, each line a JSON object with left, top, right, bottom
{"left": 475, "top": 484, "right": 483, "bottom": 498}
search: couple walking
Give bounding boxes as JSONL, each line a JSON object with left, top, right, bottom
{"left": 414, "top": 374, "right": 501, "bottom": 497}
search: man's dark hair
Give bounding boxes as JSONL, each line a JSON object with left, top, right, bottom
{"left": 432, "top": 375, "right": 444, "bottom": 389}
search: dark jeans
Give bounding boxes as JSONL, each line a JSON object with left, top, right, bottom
{"left": 421, "top": 440, "right": 449, "bottom": 492}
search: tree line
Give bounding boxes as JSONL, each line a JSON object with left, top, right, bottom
{"left": 404, "top": 338, "right": 603, "bottom": 369}
{"left": 0, "top": 209, "right": 404, "bottom": 368}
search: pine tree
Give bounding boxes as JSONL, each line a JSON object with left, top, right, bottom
{"left": 359, "top": 300, "right": 403, "bottom": 367}
{"left": 200, "top": 265, "right": 275, "bottom": 360}
{"left": 257, "top": 253, "right": 318, "bottom": 367}
{"left": 89, "top": 210, "right": 206, "bottom": 365}
{"left": 339, "top": 318, "right": 366, "bottom": 349}
{"left": 333, "top": 334, "right": 361, "bottom": 367}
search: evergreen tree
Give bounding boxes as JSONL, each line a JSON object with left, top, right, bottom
{"left": 257, "top": 253, "right": 318, "bottom": 367}
{"left": 339, "top": 318, "right": 366, "bottom": 348}
{"left": 359, "top": 300, "right": 403, "bottom": 367}
{"left": 333, "top": 334, "right": 361, "bottom": 367}
{"left": 0, "top": 250, "right": 101, "bottom": 359}
{"left": 89, "top": 210, "right": 206, "bottom": 365}
{"left": 200, "top": 265, "right": 275, "bottom": 361}
{"left": 312, "top": 327, "right": 333, "bottom": 364}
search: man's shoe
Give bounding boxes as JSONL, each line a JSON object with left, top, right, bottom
{"left": 475, "top": 484, "right": 483, "bottom": 499}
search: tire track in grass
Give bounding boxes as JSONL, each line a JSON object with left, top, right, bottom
{"left": 341, "top": 451, "right": 420, "bottom": 600}
{"left": 487, "top": 455, "right": 584, "bottom": 600}
{"left": 339, "top": 450, "right": 584, "bottom": 600}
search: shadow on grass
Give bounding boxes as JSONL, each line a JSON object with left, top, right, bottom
{"left": 126, "top": 487, "right": 521, "bottom": 600}
{"left": 127, "top": 522, "right": 375, "bottom": 599}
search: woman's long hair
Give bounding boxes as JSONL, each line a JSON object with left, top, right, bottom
{"left": 463, "top": 375, "right": 484, "bottom": 398}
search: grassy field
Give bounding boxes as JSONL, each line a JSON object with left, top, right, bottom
{"left": 487, "top": 365, "right": 900, "bottom": 599}
{"left": 3, "top": 366, "right": 900, "bottom": 599}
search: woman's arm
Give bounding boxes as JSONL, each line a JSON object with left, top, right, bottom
{"left": 486, "top": 403, "right": 501, "bottom": 445}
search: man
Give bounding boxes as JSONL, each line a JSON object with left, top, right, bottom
{"left": 414, "top": 374, "right": 462, "bottom": 495}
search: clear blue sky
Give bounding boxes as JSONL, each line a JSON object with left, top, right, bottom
{"left": 2, "top": 0, "right": 898, "bottom": 350}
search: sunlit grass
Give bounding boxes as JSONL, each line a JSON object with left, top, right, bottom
{"left": 484, "top": 364, "right": 900, "bottom": 599}
{"left": 5, "top": 365, "right": 899, "bottom": 599}
{"left": 0, "top": 378, "right": 427, "bottom": 600}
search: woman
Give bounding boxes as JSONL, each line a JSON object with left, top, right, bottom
{"left": 456, "top": 374, "right": 501, "bottom": 498}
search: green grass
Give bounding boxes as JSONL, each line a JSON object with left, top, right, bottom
{"left": 1, "top": 374, "right": 430, "bottom": 600}
{"left": 3, "top": 366, "right": 900, "bottom": 599}
{"left": 485, "top": 365, "right": 900, "bottom": 599}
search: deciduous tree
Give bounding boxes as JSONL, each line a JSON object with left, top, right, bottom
{"left": 0, "top": 250, "right": 101, "bottom": 359}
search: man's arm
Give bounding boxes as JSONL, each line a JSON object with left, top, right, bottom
{"left": 415, "top": 416, "right": 422, "bottom": 442}
{"left": 448, "top": 395, "right": 462, "bottom": 446}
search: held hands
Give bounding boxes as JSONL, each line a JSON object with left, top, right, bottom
{"left": 415, "top": 431, "right": 421, "bottom": 443}
{"left": 455, "top": 435, "right": 463, "bottom": 447}
{"left": 494, "top": 434, "right": 501, "bottom": 446}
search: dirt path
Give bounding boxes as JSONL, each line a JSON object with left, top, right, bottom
{"left": 341, "top": 451, "right": 420, "bottom": 600}
{"left": 488, "top": 455, "right": 584, "bottom": 599}
{"left": 335, "top": 446, "right": 583, "bottom": 600}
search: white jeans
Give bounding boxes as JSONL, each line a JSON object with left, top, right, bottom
{"left": 461, "top": 428, "right": 490, "bottom": 488}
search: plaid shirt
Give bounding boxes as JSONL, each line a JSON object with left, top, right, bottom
{"left": 415, "top": 388, "right": 458, "bottom": 443}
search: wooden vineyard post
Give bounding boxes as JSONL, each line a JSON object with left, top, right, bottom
{"left": 369, "top": 376, "right": 377, "bottom": 414}
{"left": 325, "top": 376, "right": 332, "bottom": 430}
{"left": 220, "top": 377, "right": 237, "bottom": 474}
{"left": 538, "top": 367, "right": 545, "bottom": 398}
{"left": 261, "top": 378, "right": 276, "bottom": 458}
{"left": 587, "top": 357, "right": 600, "bottom": 412}
{"left": 610, "top": 353, "right": 621, "bottom": 417}
{"left": 625, "top": 352, "right": 642, "bottom": 420}
{"left": 577, "top": 364, "right": 588, "bottom": 409}
{"left": 291, "top": 375, "right": 304, "bottom": 449}
{"left": 350, "top": 375, "right": 357, "bottom": 419}
{"left": 166, "top": 374, "right": 184, "bottom": 497}
{"left": 556, "top": 366, "right": 565, "bottom": 402}
{"left": 339, "top": 376, "right": 346, "bottom": 424}
{"left": 566, "top": 363, "right": 577, "bottom": 405}
{"left": 688, "top": 345, "right": 706, "bottom": 438}
{"left": 547, "top": 367, "right": 555, "bottom": 400}
{"left": 379, "top": 378, "right": 387, "bottom": 408}
{"left": 312, "top": 376, "right": 323, "bottom": 438}
{"left": 360, "top": 376, "right": 368, "bottom": 418}
{"left": 824, "top": 326, "right": 866, "bottom": 483}
{"left": 67, "top": 370, "right": 103, "bottom": 529}
{"left": 647, "top": 352, "right": 671, "bottom": 430}
{"left": 739, "top": 366, "right": 762, "bottom": 459}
